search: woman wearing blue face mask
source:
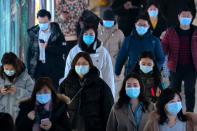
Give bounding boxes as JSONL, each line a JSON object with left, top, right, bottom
{"left": 107, "top": 73, "right": 153, "bottom": 131}
{"left": 144, "top": 88, "right": 197, "bottom": 131}
{"left": 15, "top": 77, "right": 71, "bottom": 131}
{"left": 0, "top": 52, "right": 34, "bottom": 119}
{"left": 132, "top": 51, "right": 163, "bottom": 103}
{"left": 63, "top": 24, "right": 116, "bottom": 98}
{"left": 60, "top": 52, "right": 114, "bottom": 131}
{"left": 145, "top": 2, "right": 167, "bottom": 38}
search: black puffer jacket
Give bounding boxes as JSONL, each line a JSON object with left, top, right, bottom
{"left": 60, "top": 67, "right": 114, "bottom": 131}
{"left": 27, "top": 22, "right": 69, "bottom": 89}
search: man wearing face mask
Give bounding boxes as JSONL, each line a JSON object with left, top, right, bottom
{"left": 162, "top": 7, "right": 197, "bottom": 112}
{"left": 115, "top": 15, "right": 165, "bottom": 77}
{"left": 27, "top": 9, "right": 67, "bottom": 90}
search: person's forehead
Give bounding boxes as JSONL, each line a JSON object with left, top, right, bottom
{"left": 137, "top": 19, "right": 148, "bottom": 24}
{"left": 180, "top": 11, "right": 192, "bottom": 15}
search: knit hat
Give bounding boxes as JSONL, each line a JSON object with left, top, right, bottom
{"left": 103, "top": 9, "right": 115, "bottom": 21}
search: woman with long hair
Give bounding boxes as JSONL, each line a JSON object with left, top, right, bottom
{"left": 0, "top": 52, "right": 34, "bottom": 119}
{"left": 144, "top": 88, "right": 197, "bottom": 131}
{"left": 106, "top": 73, "right": 152, "bottom": 131}
{"left": 15, "top": 77, "right": 71, "bottom": 131}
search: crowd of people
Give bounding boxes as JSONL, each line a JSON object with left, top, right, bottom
{"left": 0, "top": 0, "right": 197, "bottom": 130}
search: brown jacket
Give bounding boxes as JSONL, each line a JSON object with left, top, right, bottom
{"left": 106, "top": 103, "right": 153, "bottom": 131}
{"left": 98, "top": 23, "right": 124, "bottom": 66}
{"left": 144, "top": 111, "right": 197, "bottom": 131}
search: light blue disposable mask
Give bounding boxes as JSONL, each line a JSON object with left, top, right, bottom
{"left": 4, "top": 70, "right": 16, "bottom": 76}
{"left": 83, "top": 35, "right": 95, "bottom": 46}
{"left": 36, "top": 93, "right": 52, "bottom": 104}
{"left": 75, "top": 65, "right": 89, "bottom": 76}
{"left": 135, "top": 25, "right": 149, "bottom": 36}
{"left": 103, "top": 20, "right": 115, "bottom": 28}
{"left": 140, "top": 65, "right": 153, "bottom": 74}
{"left": 39, "top": 23, "right": 49, "bottom": 31}
{"left": 166, "top": 102, "right": 182, "bottom": 116}
{"left": 126, "top": 87, "right": 140, "bottom": 99}
{"left": 148, "top": 10, "right": 158, "bottom": 18}
{"left": 179, "top": 17, "right": 192, "bottom": 26}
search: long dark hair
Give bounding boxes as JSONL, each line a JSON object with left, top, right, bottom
{"left": 78, "top": 25, "right": 101, "bottom": 54}
{"left": 116, "top": 73, "right": 149, "bottom": 111}
{"left": 156, "top": 88, "right": 187, "bottom": 124}
{"left": 23, "top": 77, "right": 59, "bottom": 105}
{"left": 67, "top": 52, "right": 96, "bottom": 79}
{"left": 145, "top": 1, "right": 167, "bottom": 27}
{"left": 0, "top": 112, "right": 15, "bottom": 131}
{"left": 132, "top": 51, "right": 162, "bottom": 87}
{"left": 0, "top": 52, "right": 25, "bottom": 80}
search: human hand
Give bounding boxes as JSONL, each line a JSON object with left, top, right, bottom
{"left": 40, "top": 118, "right": 52, "bottom": 130}
{"left": 0, "top": 88, "right": 8, "bottom": 95}
{"left": 124, "top": 1, "right": 132, "bottom": 10}
{"left": 6, "top": 87, "right": 17, "bottom": 95}
{"left": 27, "top": 110, "right": 36, "bottom": 121}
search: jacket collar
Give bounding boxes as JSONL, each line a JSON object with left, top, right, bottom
{"left": 27, "top": 22, "right": 61, "bottom": 44}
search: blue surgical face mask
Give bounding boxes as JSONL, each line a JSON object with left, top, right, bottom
{"left": 126, "top": 87, "right": 140, "bottom": 99}
{"left": 140, "top": 65, "right": 153, "bottom": 74}
{"left": 179, "top": 17, "right": 192, "bottom": 26}
{"left": 148, "top": 10, "right": 158, "bottom": 18}
{"left": 36, "top": 93, "right": 52, "bottom": 104}
{"left": 39, "top": 23, "right": 49, "bottom": 31}
{"left": 135, "top": 25, "right": 149, "bottom": 36}
{"left": 4, "top": 70, "right": 16, "bottom": 77}
{"left": 75, "top": 65, "right": 89, "bottom": 76}
{"left": 83, "top": 35, "right": 95, "bottom": 46}
{"left": 166, "top": 102, "right": 182, "bottom": 116}
{"left": 103, "top": 20, "right": 115, "bottom": 28}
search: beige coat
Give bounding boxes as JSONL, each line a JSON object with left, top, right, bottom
{"left": 98, "top": 23, "right": 124, "bottom": 66}
{"left": 106, "top": 103, "right": 152, "bottom": 131}
{"left": 144, "top": 111, "right": 197, "bottom": 131}
{"left": 98, "top": 23, "right": 125, "bottom": 101}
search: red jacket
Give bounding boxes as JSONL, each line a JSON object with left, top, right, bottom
{"left": 161, "top": 27, "right": 197, "bottom": 72}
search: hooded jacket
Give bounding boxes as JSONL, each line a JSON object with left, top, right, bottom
{"left": 63, "top": 37, "right": 115, "bottom": 97}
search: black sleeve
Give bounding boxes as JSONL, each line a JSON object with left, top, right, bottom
{"left": 100, "top": 80, "right": 114, "bottom": 128}
{"left": 15, "top": 103, "right": 34, "bottom": 131}
{"left": 50, "top": 103, "right": 72, "bottom": 131}
{"left": 45, "top": 23, "right": 67, "bottom": 57}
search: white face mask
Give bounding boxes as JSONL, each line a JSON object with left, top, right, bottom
{"left": 4, "top": 70, "right": 16, "bottom": 76}
{"left": 140, "top": 65, "right": 153, "bottom": 74}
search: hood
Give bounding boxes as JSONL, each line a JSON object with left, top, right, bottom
{"left": 78, "top": 39, "right": 102, "bottom": 54}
